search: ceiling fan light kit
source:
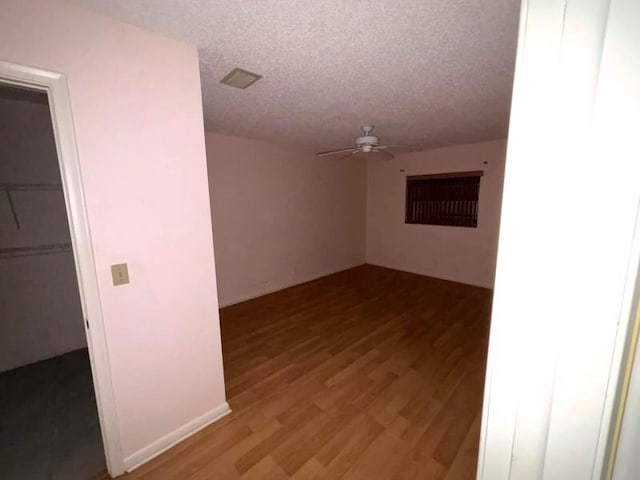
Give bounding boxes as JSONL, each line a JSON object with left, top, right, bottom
{"left": 316, "top": 125, "right": 422, "bottom": 160}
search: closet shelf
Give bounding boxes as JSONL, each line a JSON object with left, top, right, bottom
{"left": 0, "top": 243, "right": 72, "bottom": 259}
{"left": 2, "top": 183, "right": 63, "bottom": 229}
{"left": 1, "top": 183, "right": 62, "bottom": 191}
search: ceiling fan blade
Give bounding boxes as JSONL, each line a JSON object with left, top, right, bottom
{"left": 379, "top": 149, "right": 395, "bottom": 160}
{"left": 379, "top": 144, "right": 423, "bottom": 151}
{"left": 316, "top": 147, "right": 356, "bottom": 157}
{"left": 336, "top": 151, "right": 359, "bottom": 161}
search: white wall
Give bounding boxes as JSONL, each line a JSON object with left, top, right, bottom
{"left": 0, "top": 88, "right": 86, "bottom": 372}
{"left": 0, "top": 0, "right": 226, "bottom": 470}
{"left": 205, "top": 132, "right": 366, "bottom": 307}
{"left": 366, "top": 140, "right": 506, "bottom": 289}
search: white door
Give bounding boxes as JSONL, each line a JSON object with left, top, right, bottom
{"left": 478, "top": 0, "right": 640, "bottom": 478}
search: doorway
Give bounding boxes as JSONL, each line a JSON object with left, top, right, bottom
{"left": 0, "top": 60, "right": 125, "bottom": 478}
{"left": 0, "top": 83, "right": 106, "bottom": 479}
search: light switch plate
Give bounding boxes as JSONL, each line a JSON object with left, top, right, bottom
{"left": 111, "top": 263, "right": 129, "bottom": 286}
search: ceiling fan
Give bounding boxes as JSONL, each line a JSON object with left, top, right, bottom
{"left": 316, "top": 125, "right": 422, "bottom": 160}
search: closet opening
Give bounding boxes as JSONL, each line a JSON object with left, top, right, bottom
{"left": 0, "top": 83, "right": 107, "bottom": 479}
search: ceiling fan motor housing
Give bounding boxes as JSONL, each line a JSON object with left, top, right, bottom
{"left": 356, "top": 135, "right": 379, "bottom": 151}
{"left": 356, "top": 125, "right": 378, "bottom": 152}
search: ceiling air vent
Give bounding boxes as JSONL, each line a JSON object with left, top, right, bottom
{"left": 220, "top": 68, "right": 262, "bottom": 89}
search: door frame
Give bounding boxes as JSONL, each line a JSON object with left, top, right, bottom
{"left": 0, "top": 60, "right": 124, "bottom": 476}
{"left": 604, "top": 204, "right": 640, "bottom": 479}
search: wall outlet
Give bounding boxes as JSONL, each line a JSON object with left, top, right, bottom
{"left": 111, "top": 263, "right": 130, "bottom": 286}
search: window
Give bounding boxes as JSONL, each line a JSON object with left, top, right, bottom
{"left": 405, "top": 171, "right": 483, "bottom": 227}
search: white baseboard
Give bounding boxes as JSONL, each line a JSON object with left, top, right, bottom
{"left": 218, "top": 262, "right": 366, "bottom": 308}
{"left": 364, "top": 260, "right": 494, "bottom": 290}
{"left": 124, "top": 402, "right": 231, "bottom": 472}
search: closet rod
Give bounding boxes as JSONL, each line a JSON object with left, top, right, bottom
{"left": 1, "top": 183, "right": 62, "bottom": 191}
{"left": 0, "top": 243, "right": 72, "bottom": 259}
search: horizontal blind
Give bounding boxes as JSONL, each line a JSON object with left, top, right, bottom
{"left": 405, "top": 171, "right": 482, "bottom": 227}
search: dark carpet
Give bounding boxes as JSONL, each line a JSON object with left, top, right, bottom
{"left": 0, "top": 349, "right": 106, "bottom": 479}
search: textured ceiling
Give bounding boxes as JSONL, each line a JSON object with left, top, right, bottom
{"left": 69, "top": 0, "right": 520, "bottom": 150}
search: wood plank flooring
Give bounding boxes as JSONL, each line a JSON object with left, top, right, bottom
{"left": 113, "top": 265, "right": 492, "bottom": 479}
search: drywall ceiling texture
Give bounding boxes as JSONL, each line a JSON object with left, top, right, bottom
{"left": 69, "top": 0, "right": 520, "bottom": 151}
{"left": 0, "top": 0, "right": 226, "bottom": 470}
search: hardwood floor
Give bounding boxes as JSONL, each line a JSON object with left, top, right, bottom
{"left": 114, "top": 265, "right": 492, "bottom": 479}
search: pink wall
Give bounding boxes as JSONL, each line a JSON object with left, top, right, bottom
{"left": 205, "top": 132, "right": 366, "bottom": 307}
{"left": 366, "top": 139, "right": 506, "bottom": 288}
{"left": 0, "top": 0, "right": 226, "bottom": 463}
